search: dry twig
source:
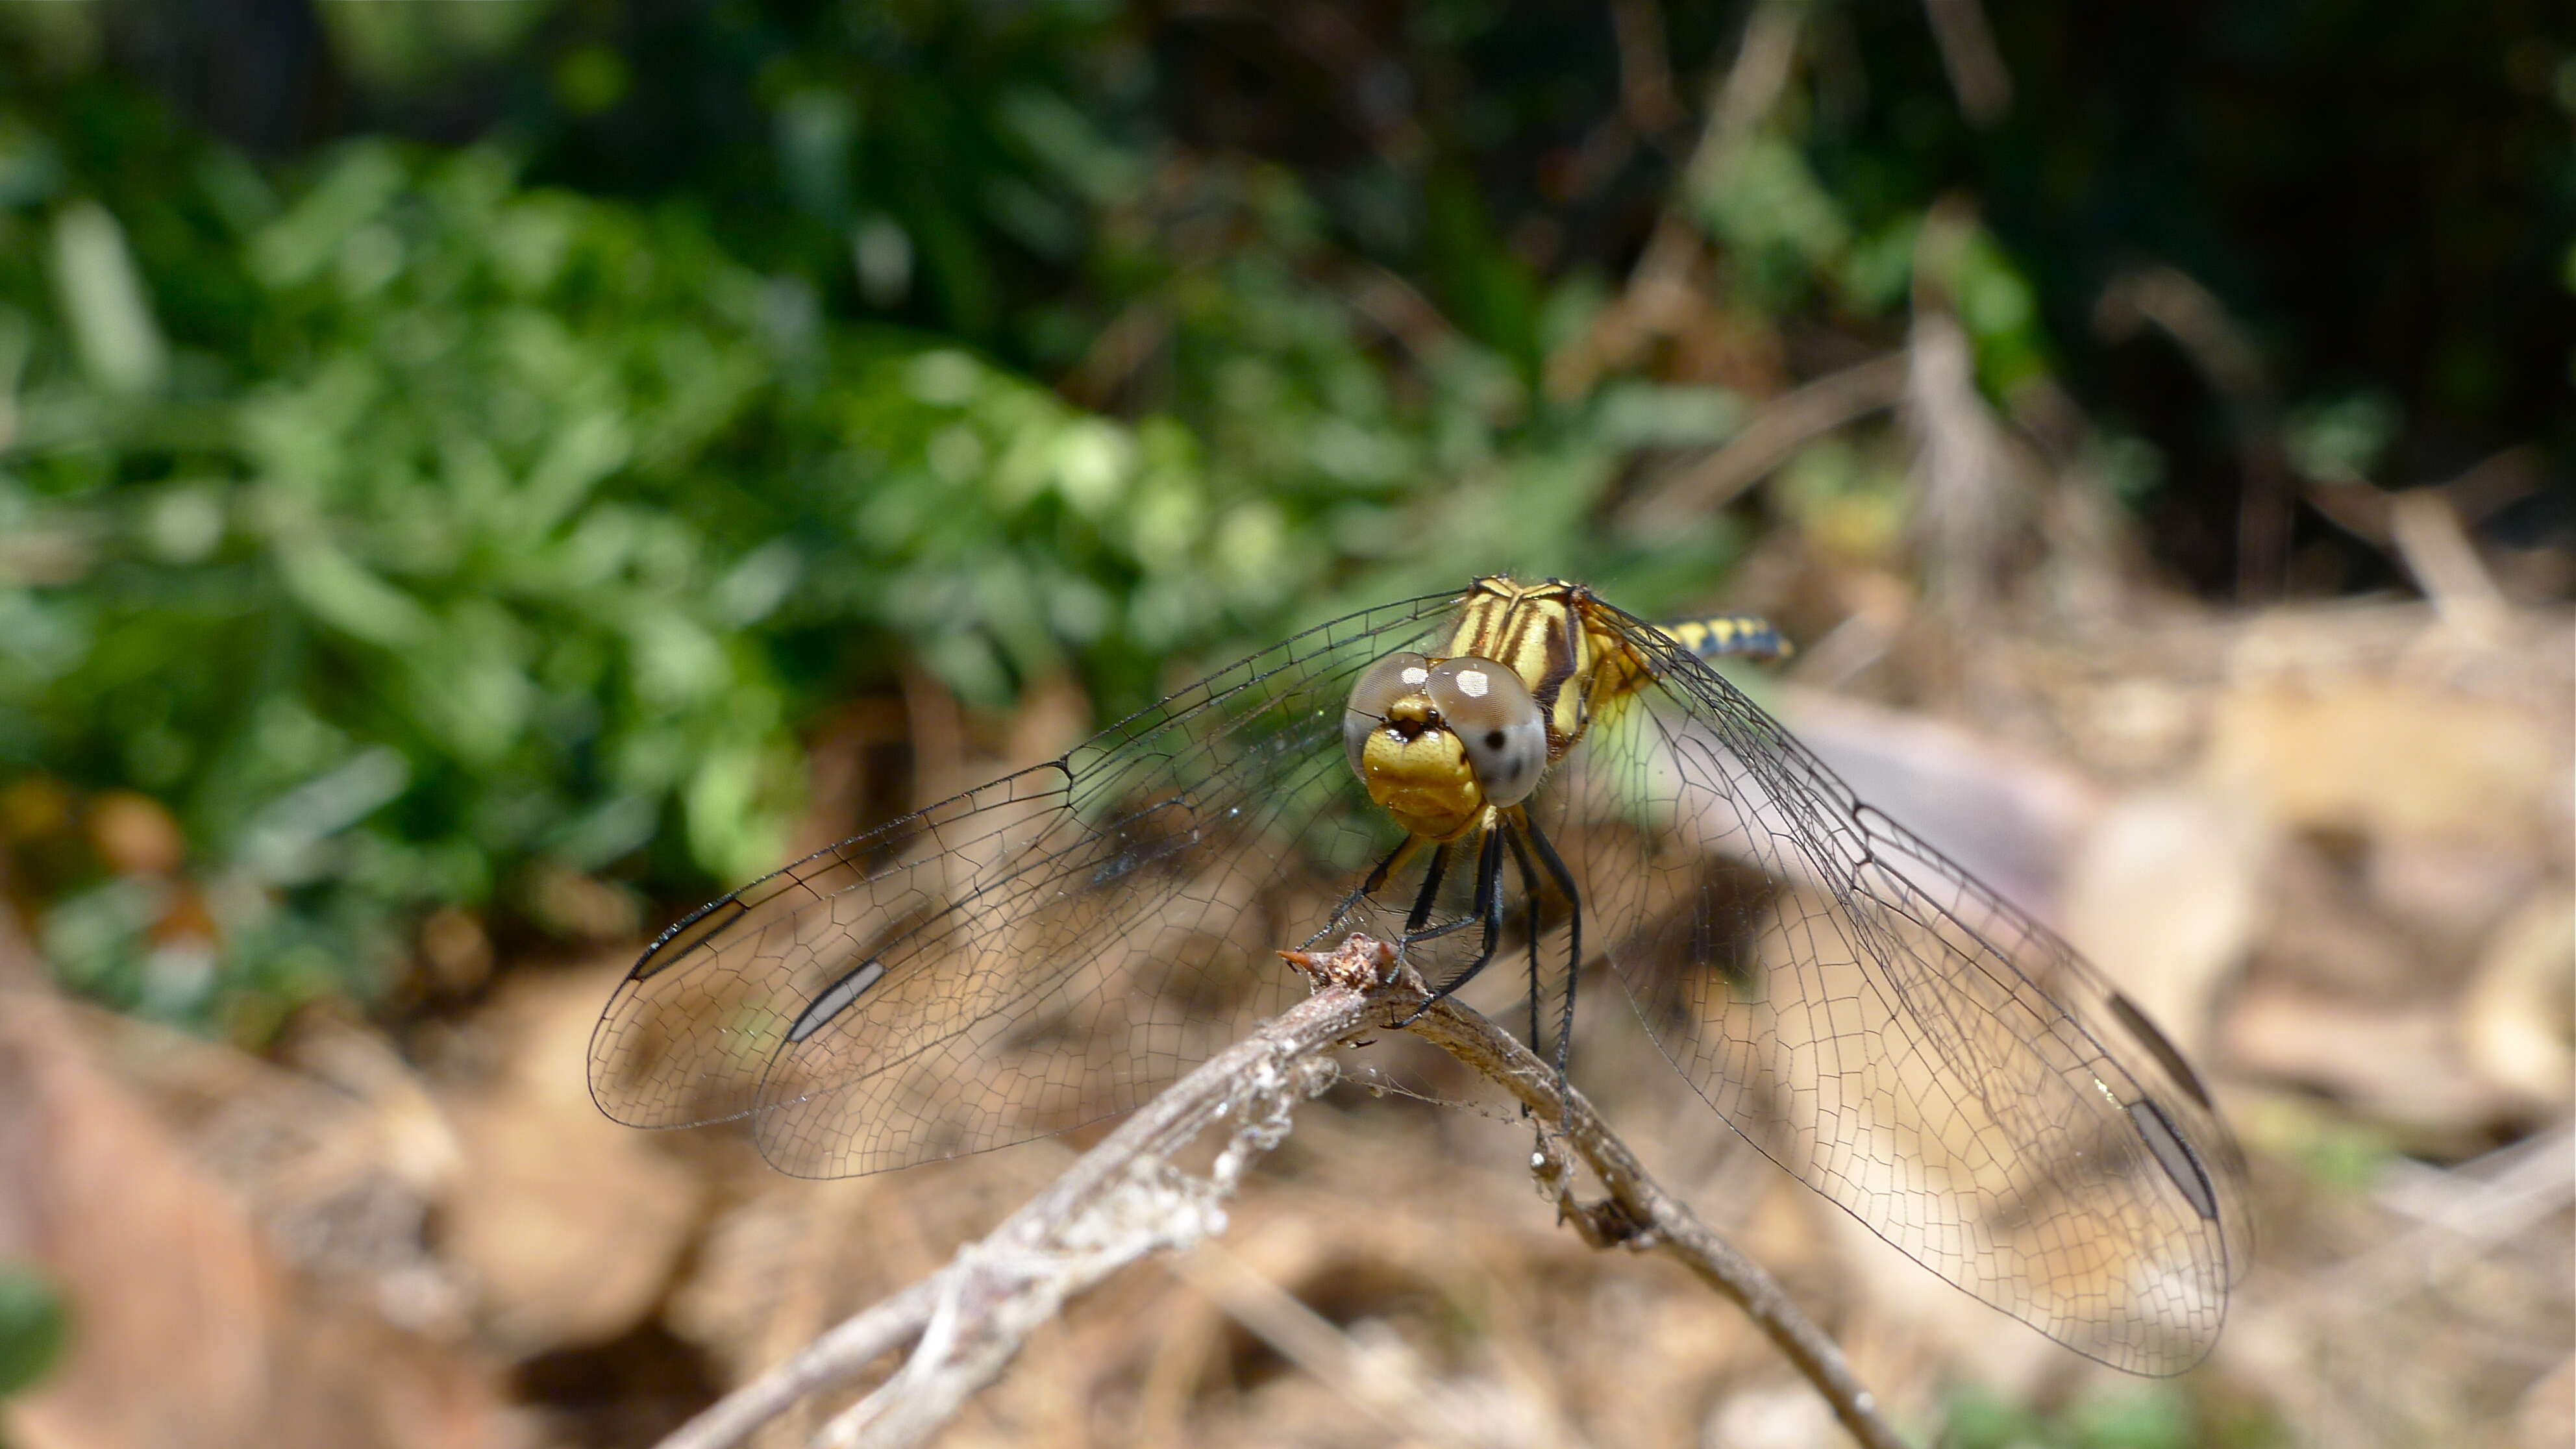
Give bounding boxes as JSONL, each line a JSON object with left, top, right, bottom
{"left": 1165, "top": 1240, "right": 1574, "bottom": 1449}
{"left": 1918, "top": 0, "right": 2013, "bottom": 125}
{"left": 649, "top": 935, "right": 1910, "bottom": 1449}
{"left": 1617, "top": 352, "right": 1909, "bottom": 532}
{"left": 1391, "top": 969, "right": 1911, "bottom": 1449}
{"left": 652, "top": 975, "right": 1365, "bottom": 1449}
{"left": 1544, "top": 0, "right": 1806, "bottom": 401}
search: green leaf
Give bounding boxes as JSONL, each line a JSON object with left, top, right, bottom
{"left": 249, "top": 143, "right": 406, "bottom": 290}
{"left": 275, "top": 539, "right": 436, "bottom": 647}
{"left": 2068, "top": 1387, "right": 2193, "bottom": 1449}
{"left": 1694, "top": 135, "right": 1852, "bottom": 286}
{"left": 48, "top": 201, "right": 166, "bottom": 395}
{"left": 0, "top": 1263, "right": 70, "bottom": 1398}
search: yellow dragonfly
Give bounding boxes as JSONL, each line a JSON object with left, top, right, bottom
{"left": 589, "top": 575, "right": 2248, "bottom": 1374}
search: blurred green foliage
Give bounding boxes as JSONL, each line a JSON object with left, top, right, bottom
{"left": 0, "top": 26, "right": 1811, "bottom": 1026}
{"left": 0, "top": 1263, "right": 68, "bottom": 1401}
{"left": 1, "top": 125, "right": 1707, "bottom": 1023}
{"left": 1941, "top": 1381, "right": 2285, "bottom": 1449}
{"left": 0, "top": 0, "right": 2561, "bottom": 1028}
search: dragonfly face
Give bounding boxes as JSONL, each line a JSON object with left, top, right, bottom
{"left": 1343, "top": 650, "right": 1547, "bottom": 840}
{"left": 589, "top": 573, "right": 2249, "bottom": 1376}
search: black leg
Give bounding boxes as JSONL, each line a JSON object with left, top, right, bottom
{"left": 1404, "top": 842, "right": 1452, "bottom": 935}
{"left": 1501, "top": 828, "right": 1545, "bottom": 1055}
{"left": 1522, "top": 814, "right": 1583, "bottom": 1080}
{"left": 1361, "top": 836, "right": 1413, "bottom": 898}
{"left": 1396, "top": 826, "right": 1508, "bottom": 1023}
{"left": 1307, "top": 836, "right": 1420, "bottom": 948}
{"left": 1404, "top": 833, "right": 1500, "bottom": 945}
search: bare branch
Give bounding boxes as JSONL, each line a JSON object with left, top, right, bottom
{"left": 1919, "top": 0, "right": 2013, "bottom": 125}
{"left": 2387, "top": 489, "right": 2511, "bottom": 638}
{"left": 647, "top": 935, "right": 1911, "bottom": 1449}
{"left": 1394, "top": 994, "right": 1914, "bottom": 1449}
{"left": 1166, "top": 1241, "right": 1573, "bottom": 1449}
{"left": 2095, "top": 267, "right": 2547, "bottom": 609}
{"left": 1696, "top": 0, "right": 1805, "bottom": 186}
{"left": 1617, "top": 352, "right": 1909, "bottom": 531}
{"left": 1904, "top": 307, "right": 2027, "bottom": 615}
{"left": 652, "top": 972, "right": 1370, "bottom": 1449}
{"left": 1608, "top": 0, "right": 1683, "bottom": 135}
{"left": 1544, "top": 1, "right": 1806, "bottom": 401}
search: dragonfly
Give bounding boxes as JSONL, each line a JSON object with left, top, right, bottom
{"left": 589, "top": 575, "right": 2249, "bottom": 1374}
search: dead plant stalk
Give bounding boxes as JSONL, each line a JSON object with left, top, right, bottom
{"left": 649, "top": 935, "right": 1909, "bottom": 1449}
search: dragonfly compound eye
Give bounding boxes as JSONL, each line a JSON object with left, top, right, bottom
{"left": 1426, "top": 656, "right": 1545, "bottom": 806}
{"left": 1343, "top": 651, "right": 1432, "bottom": 780}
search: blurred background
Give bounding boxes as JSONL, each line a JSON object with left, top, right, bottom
{"left": 0, "top": 1, "right": 2568, "bottom": 1445}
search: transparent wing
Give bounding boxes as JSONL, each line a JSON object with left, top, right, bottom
{"left": 587, "top": 591, "right": 1455, "bottom": 1176}
{"left": 1533, "top": 604, "right": 2251, "bottom": 1376}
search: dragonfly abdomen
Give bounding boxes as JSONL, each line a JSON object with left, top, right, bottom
{"left": 1652, "top": 613, "right": 1791, "bottom": 663}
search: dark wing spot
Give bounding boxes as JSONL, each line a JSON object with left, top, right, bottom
{"left": 787, "top": 958, "right": 888, "bottom": 1043}
{"left": 2127, "top": 1096, "right": 2220, "bottom": 1222}
{"left": 1485, "top": 729, "right": 1506, "bottom": 749}
{"left": 632, "top": 897, "right": 746, "bottom": 980}
{"left": 2107, "top": 990, "right": 2216, "bottom": 1111}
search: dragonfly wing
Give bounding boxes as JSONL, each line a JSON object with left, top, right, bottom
{"left": 587, "top": 765, "right": 1078, "bottom": 1131}
{"left": 1537, "top": 605, "right": 2251, "bottom": 1375}
{"left": 588, "top": 592, "right": 1456, "bottom": 1176}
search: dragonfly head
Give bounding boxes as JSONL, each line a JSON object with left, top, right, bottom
{"left": 1343, "top": 650, "right": 1548, "bottom": 841}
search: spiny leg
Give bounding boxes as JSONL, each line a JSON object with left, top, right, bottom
{"left": 1308, "top": 836, "right": 1422, "bottom": 948}
{"left": 1405, "top": 837, "right": 1493, "bottom": 946}
{"left": 1395, "top": 826, "right": 1507, "bottom": 1025}
{"left": 1502, "top": 827, "right": 1546, "bottom": 1056}
{"left": 1520, "top": 812, "right": 1583, "bottom": 1082}
{"left": 1361, "top": 835, "right": 1417, "bottom": 899}
{"left": 1360, "top": 830, "right": 1422, "bottom": 897}
{"left": 1404, "top": 841, "right": 1452, "bottom": 935}
{"left": 1500, "top": 827, "right": 1550, "bottom": 1136}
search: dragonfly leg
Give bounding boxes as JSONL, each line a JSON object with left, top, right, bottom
{"left": 1404, "top": 842, "right": 1452, "bottom": 935}
{"left": 1361, "top": 836, "right": 1414, "bottom": 898}
{"left": 1520, "top": 814, "right": 1583, "bottom": 1082}
{"left": 1306, "top": 836, "right": 1423, "bottom": 948}
{"left": 1500, "top": 828, "right": 1545, "bottom": 1054}
{"left": 1404, "top": 838, "right": 1492, "bottom": 946}
{"left": 1396, "top": 827, "right": 1508, "bottom": 1024}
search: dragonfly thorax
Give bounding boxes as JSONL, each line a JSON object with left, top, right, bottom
{"left": 1342, "top": 650, "right": 1548, "bottom": 841}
